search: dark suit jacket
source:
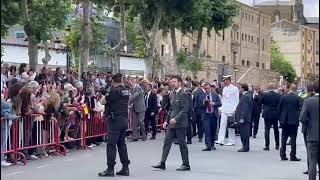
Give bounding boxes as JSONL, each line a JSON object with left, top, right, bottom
{"left": 278, "top": 92, "right": 302, "bottom": 126}
{"left": 235, "top": 91, "right": 253, "bottom": 123}
{"left": 184, "top": 89, "right": 193, "bottom": 120}
{"left": 200, "top": 92, "right": 222, "bottom": 120}
{"left": 299, "top": 95, "right": 319, "bottom": 142}
{"left": 251, "top": 91, "right": 263, "bottom": 115}
{"left": 145, "top": 92, "right": 158, "bottom": 114}
{"left": 193, "top": 88, "right": 205, "bottom": 114}
{"left": 167, "top": 88, "right": 190, "bottom": 129}
{"left": 259, "top": 91, "right": 280, "bottom": 119}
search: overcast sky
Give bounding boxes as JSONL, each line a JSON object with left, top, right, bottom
{"left": 239, "top": 0, "right": 319, "bottom": 17}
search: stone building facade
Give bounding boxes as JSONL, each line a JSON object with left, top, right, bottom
{"left": 272, "top": 19, "right": 319, "bottom": 87}
{"left": 155, "top": 2, "right": 279, "bottom": 87}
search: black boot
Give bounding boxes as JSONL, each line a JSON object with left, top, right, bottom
{"left": 98, "top": 168, "right": 114, "bottom": 177}
{"left": 151, "top": 162, "right": 166, "bottom": 170}
{"left": 116, "top": 167, "right": 130, "bottom": 176}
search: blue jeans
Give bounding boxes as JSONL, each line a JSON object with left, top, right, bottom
{"left": 203, "top": 113, "right": 217, "bottom": 148}
{"left": 1, "top": 120, "right": 12, "bottom": 161}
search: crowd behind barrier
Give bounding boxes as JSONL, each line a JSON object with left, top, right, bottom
{"left": 1, "top": 106, "right": 167, "bottom": 165}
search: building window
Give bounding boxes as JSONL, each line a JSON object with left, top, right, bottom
{"left": 257, "top": 37, "right": 259, "bottom": 44}
{"left": 316, "top": 62, "right": 319, "bottom": 66}
{"left": 242, "top": 12, "right": 245, "bottom": 18}
{"left": 222, "top": 30, "right": 225, "bottom": 41}
{"left": 222, "top": 56, "right": 226, "bottom": 63}
{"left": 15, "top": 32, "right": 25, "bottom": 39}
{"left": 247, "top": 61, "right": 250, "bottom": 66}
{"left": 262, "top": 39, "right": 265, "bottom": 50}
{"left": 257, "top": 17, "right": 259, "bottom": 23}
{"left": 237, "top": 32, "right": 239, "bottom": 40}
{"left": 245, "top": 34, "right": 247, "bottom": 41}
{"left": 242, "top": 60, "right": 245, "bottom": 65}
{"left": 263, "top": 19, "right": 265, "bottom": 26}
{"left": 252, "top": 15, "right": 254, "bottom": 22}
{"left": 242, "top": 33, "right": 244, "bottom": 41}
{"left": 262, "top": 63, "right": 265, "bottom": 69}
{"left": 245, "top": 13, "right": 247, "bottom": 20}
{"left": 256, "top": 62, "right": 259, "bottom": 67}
{"left": 161, "top": 45, "right": 165, "bottom": 57}
{"left": 248, "top": 14, "right": 250, "bottom": 21}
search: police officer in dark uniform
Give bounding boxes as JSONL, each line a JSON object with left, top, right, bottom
{"left": 98, "top": 73, "right": 130, "bottom": 177}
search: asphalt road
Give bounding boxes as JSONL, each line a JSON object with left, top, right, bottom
{"left": 1, "top": 119, "right": 309, "bottom": 180}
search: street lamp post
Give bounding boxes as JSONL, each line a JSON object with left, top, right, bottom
{"left": 65, "top": 26, "right": 71, "bottom": 69}
{"left": 233, "top": 66, "right": 238, "bottom": 83}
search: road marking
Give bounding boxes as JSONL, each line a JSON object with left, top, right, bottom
{"left": 36, "top": 164, "right": 51, "bottom": 169}
{"left": 6, "top": 171, "right": 23, "bottom": 176}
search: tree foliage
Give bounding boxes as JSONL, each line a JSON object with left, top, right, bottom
{"left": 271, "top": 41, "right": 297, "bottom": 83}
{"left": 1, "top": 0, "right": 20, "bottom": 37}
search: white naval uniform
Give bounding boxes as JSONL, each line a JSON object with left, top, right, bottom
{"left": 217, "top": 84, "right": 239, "bottom": 144}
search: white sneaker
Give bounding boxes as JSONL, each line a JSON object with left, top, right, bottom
{"left": 30, "top": 155, "right": 39, "bottom": 160}
{"left": 225, "top": 142, "right": 235, "bottom": 146}
{"left": 88, "top": 144, "right": 94, "bottom": 148}
{"left": 215, "top": 140, "right": 224, "bottom": 145}
{"left": 1, "top": 161, "right": 12, "bottom": 167}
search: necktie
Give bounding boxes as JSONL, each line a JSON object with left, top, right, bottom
{"left": 145, "top": 92, "right": 148, "bottom": 108}
{"left": 207, "top": 95, "right": 212, "bottom": 113}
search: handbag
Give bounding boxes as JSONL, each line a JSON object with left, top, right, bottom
{"left": 227, "top": 114, "right": 236, "bottom": 129}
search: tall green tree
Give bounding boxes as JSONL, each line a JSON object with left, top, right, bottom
{"left": 271, "top": 41, "right": 297, "bottom": 83}
{"left": 21, "top": 0, "right": 72, "bottom": 68}
{"left": 1, "top": 0, "right": 20, "bottom": 38}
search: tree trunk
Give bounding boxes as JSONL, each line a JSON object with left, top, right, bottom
{"left": 80, "top": 0, "right": 91, "bottom": 74}
{"left": 141, "top": 7, "right": 162, "bottom": 78}
{"left": 28, "top": 35, "right": 38, "bottom": 69}
{"left": 41, "top": 41, "right": 51, "bottom": 67}
{"left": 170, "top": 28, "right": 181, "bottom": 75}
{"left": 193, "top": 27, "right": 203, "bottom": 62}
{"left": 110, "top": 0, "right": 126, "bottom": 74}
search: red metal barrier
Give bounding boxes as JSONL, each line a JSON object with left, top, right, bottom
{"left": 156, "top": 109, "right": 166, "bottom": 130}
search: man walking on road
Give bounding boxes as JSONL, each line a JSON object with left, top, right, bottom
{"left": 299, "top": 80, "right": 319, "bottom": 180}
{"left": 98, "top": 73, "right": 130, "bottom": 177}
{"left": 152, "top": 75, "right": 190, "bottom": 171}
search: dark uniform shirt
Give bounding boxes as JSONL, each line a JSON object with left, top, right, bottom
{"left": 106, "top": 85, "right": 129, "bottom": 130}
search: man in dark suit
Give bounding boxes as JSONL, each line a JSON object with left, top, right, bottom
{"left": 300, "top": 80, "right": 319, "bottom": 180}
{"left": 193, "top": 83, "right": 205, "bottom": 142}
{"left": 278, "top": 83, "right": 302, "bottom": 161}
{"left": 152, "top": 75, "right": 190, "bottom": 171}
{"left": 235, "top": 84, "right": 253, "bottom": 152}
{"left": 144, "top": 83, "right": 158, "bottom": 140}
{"left": 201, "top": 83, "right": 222, "bottom": 151}
{"left": 251, "top": 83, "right": 263, "bottom": 138}
{"left": 183, "top": 84, "right": 194, "bottom": 144}
{"left": 259, "top": 83, "right": 281, "bottom": 151}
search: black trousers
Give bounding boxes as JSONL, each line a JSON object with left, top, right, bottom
{"left": 186, "top": 115, "right": 193, "bottom": 141}
{"left": 195, "top": 113, "right": 204, "bottom": 140}
{"left": 280, "top": 125, "right": 298, "bottom": 158}
{"left": 145, "top": 110, "right": 157, "bottom": 137}
{"left": 203, "top": 113, "right": 217, "bottom": 148}
{"left": 107, "top": 128, "right": 130, "bottom": 169}
{"left": 303, "top": 132, "right": 309, "bottom": 170}
{"left": 264, "top": 118, "right": 280, "bottom": 148}
{"left": 161, "top": 128, "right": 189, "bottom": 166}
{"left": 251, "top": 112, "right": 260, "bottom": 136}
{"left": 307, "top": 141, "right": 320, "bottom": 180}
{"left": 239, "top": 123, "right": 251, "bottom": 150}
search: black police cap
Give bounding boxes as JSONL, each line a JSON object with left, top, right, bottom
{"left": 112, "top": 73, "right": 123, "bottom": 80}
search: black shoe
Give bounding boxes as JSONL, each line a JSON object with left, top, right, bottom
{"left": 237, "top": 148, "right": 249, "bottom": 152}
{"left": 130, "top": 139, "right": 138, "bottom": 142}
{"left": 149, "top": 136, "right": 156, "bottom": 140}
{"left": 98, "top": 169, "right": 114, "bottom": 177}
{"left": 275, "top": 146, "right": 279, "bottom": 150}
{"left": 211, "top": 146, "right": 216, "bottom": 150}
{"left": 187, "top": 140, "right": 192, "bottom": 144}
{"left": 263, "top": 147, "right": 270, "bottom": 151}
{"left": 290, "top": 157, "right": 301, "bottom": 161}
{"left": 202, "top": 147, "right": 211, "bottom": 151}
{"left": 199, "top": 139, "right": 203, "bottom": 142}
{"left": 253, "top": 135, "right": 256, "bottom": 138}
{"left": 281, "top": 157, "right": 288, "bottom": 161}
{"left": 303, "top": 170, "right": 308, "bottom": 175}
{"left": 152, "top": 163, "right": 166, "bottom": 170}
{"left": 176, "top": 164, "right": 190, "bottom": 171}
{"left": 116, "top": 168, "right": 130, "bottom": 176}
